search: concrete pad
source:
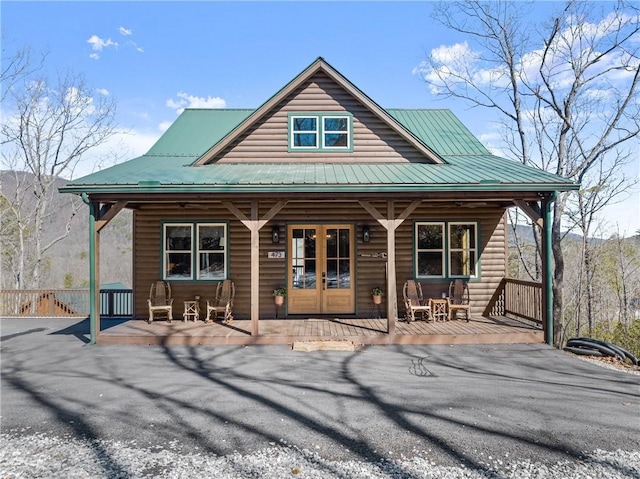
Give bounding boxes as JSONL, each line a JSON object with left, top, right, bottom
{"left": 292, "top": 339, "right": 360, "bottom": 351}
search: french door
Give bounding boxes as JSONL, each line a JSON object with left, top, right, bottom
{"left": 287, "top": 224, "right": 355, "bottom": 315}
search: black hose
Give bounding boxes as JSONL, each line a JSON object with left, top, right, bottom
{"left": 566, "top": 337, "right": 639, "bottom": 365}
{"left": 566, "top": 339, "right": 620, "bottom": 358}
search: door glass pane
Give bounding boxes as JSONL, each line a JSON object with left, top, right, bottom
{"left": 326, "top": 227, "right": 351, "bottom": 290}
{"left": 326, "top": 259, "right": 338, "bottom": 289}
{"left": 292, "top": 228, "right": 316, "bottom": 290}
{"left": 326, "top": 229, "right": 337, "bottom": 258}
{"left": 338, "top": 229, "right": 350, "bottom": 257}
{"left": 339, "top": 259, "right": 351, "bottom": 288}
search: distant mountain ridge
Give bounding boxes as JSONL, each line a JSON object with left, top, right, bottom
{"left": 1, "top": 170, "right": 132, "bottom": 289}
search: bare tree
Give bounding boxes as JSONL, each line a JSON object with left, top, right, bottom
{"left": 1, "top": 48, "right": 117, "bottom": 289}
{"left": 419, "top": 0, "right": 640, "bottom": 344}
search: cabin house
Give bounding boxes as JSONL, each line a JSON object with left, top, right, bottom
{"left": 60, "top": 58, "right": 578, "bottom": 346}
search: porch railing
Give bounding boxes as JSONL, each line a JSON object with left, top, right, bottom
{"left": 485, "top": 278, "right": 543, "bottom": 326}
{"left": 0, "top": 289, "right": 133, "bottom": 318}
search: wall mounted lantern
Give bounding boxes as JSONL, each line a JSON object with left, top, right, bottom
{"left": 272, "top": 225, "right": 280, "bottom": 244}
{"left": 362, "top": 225, "right": 370, "bottom": 243}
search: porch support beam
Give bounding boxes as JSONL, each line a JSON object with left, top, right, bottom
{"left": 82, "top": 194, "right": 101, "bottom": 344}
{"left": 358, "top": 200, "right": 421, "bottom": 336}
{"left": 250, "top": 201, "right": 260, "bottom": 336}
{"left": 542, "top": 192, "right": 556, "bottom": 345}
{"left": 96, "top": 201, "right": 128, "bottom": 233}
{"left": 386, "top": 201, "right": 397, "bottom": 336}
{"left": 222, "top": 200, "right": 288, "bottom": 335}
{"left": 513, "top": 200, "right": 543, "bottom": 229}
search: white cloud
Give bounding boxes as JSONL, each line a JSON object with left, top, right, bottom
{"left": 431, "top": 41, "right": 477, "bottom": 64}
{"left": 86, "top": 35, "right": 118, "bottom": 59}
{"left": 95, "top": 88, "right": 110, "bottom": 96}
{"left": 127, "top": 41, "right": 144, "bottom": 53}
{"left": 87, "top": 35, "right": 118, "bottom": 51}
{"left": 87, "top": 28, "right": 143, "bottom": 59}
{"left": 166, "top": 92, "right": 226, "bottom": 114}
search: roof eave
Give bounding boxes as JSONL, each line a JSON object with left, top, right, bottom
{"left": 59, "top": 182, "right": 579, "bottom": 196}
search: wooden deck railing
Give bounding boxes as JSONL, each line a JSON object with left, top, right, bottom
{"left": 485, "top": 278, "right": 543, "bottom": 325}
{"left": 0, "top": 289, "right": 132, "bottom": 318}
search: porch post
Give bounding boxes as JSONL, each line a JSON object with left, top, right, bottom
{"left": 250, "top": 201, "right": 260, "bottom": 336}
{"left": 542, "top": 192, "right": 556, "bottom": 345}
{"left": 359, "top": 199, "right": 421, "bottom": 338}
{"left": 83, "top": 195, "right": 99, "bottom": 344}
{"left": 386, "top": 201, "right": 397, "bottom": 337}
{"left": 222, "top": 200, "right": 287, "bottom": 336}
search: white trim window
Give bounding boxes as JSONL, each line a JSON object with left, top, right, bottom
{"left": 415, "top": 222, "right": 445, "bottom": 278}
{"left": 197, "top": 224, "right": 226, "bottom": 280}
{"left": 163, "top": 223, "right": 227, "bottom": 281}
{"left": 449, "top": 222, "right": 477, "bottom": 277}
{"left": 322, "top": 116, "right": 350, "bottom": 149}
{"left": 415, "top": 221, "right": 478, "bottom": 278}
{"left": 289, "top": 113, "right": 352, "bottom": 151}
{"left": 164, "top": 224, "right": 193, "bottom": 280}
{"left": 291, "top": 116, "right": 318, "bottom": 148}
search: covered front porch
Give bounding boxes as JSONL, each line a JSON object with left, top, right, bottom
{"left": 97, "top": 305, "right": 542, "bottom": 346}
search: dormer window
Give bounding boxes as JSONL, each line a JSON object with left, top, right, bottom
{"left": 289, "top": 113, "right": 352, "bottom": 152}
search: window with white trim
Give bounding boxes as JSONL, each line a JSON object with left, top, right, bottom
{"left": 448, "top": 222, "right": 477, "bottom": 277}
{"left": 289, "top": 113, "right": 352, "bottom": 151}
{"left": 415, "top": 221, "right": 478, "bottom": 278}
{"left": 163, "top": 223, "right": 227, "bottom": 280}
{"left": 415, "top": 222, "right": 445, "bottom": 277}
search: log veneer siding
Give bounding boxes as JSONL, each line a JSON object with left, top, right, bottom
{"left": 212, "top": 71, "right": 428, "bottom": 164}
{"left": 132, "top": 201, "right": 507, "bottom": 321}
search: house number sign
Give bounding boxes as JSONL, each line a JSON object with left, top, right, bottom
{"left": 268, "top": 251, "right": 285, "bottom": 259}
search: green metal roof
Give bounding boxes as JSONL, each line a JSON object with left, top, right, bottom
{"left": 61, "top": 108, "right": 578, "bottom": 194}
{"left": 387, "top": 109, "right": 490, "bottom": 156}
{"left": 147, "top": 109, "right": 253, "bottom": 157}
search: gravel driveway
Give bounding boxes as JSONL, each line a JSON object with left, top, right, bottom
{"left": 1, "top": 318, "right": 639, "bottom": 478}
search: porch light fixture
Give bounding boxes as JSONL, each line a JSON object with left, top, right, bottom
{"left": 362, "top": 225, "right": 370, "bottom": 243}
{"left": 271, "top": 225, "right": 280, "bottom": 244}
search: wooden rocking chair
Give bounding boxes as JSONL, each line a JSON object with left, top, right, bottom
{"left": 205, "top": 280, "right": 235, "bottom": 323}
{"left": 147, "top": 281, "right": 174, "bottom": 323}
{"left": 448, "top": 279, "right": 470, "bottom": 321}
{"left": 403, "top": 280, "right": 431, "bottom": 322}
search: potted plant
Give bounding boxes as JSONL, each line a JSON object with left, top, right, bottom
{"left": 371, "top": 287, "right": 384, "bottom": 305}
{"left": 273, "top": 287, "right": 286, "bottom": 306}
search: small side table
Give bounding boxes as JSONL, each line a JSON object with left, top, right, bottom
{"left": 183, "top": 298, "right": 200, "bottom": 322}
{"left": 429, "top": 298, "right": 448, "bottom": 322}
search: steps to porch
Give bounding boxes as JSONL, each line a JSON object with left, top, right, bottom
{"left": 97, "top": 315, "right": 542, "bottom": 346}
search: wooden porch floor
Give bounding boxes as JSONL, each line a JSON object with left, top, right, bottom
{"left": 97, "top": 315, "right": 542, "bottom": 346}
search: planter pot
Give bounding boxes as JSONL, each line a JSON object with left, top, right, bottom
{"left": 372, "top": 295, "right": 382, "bottom": 305}
{"left": 274, "top": 295, "right": 285, "bottom": 306}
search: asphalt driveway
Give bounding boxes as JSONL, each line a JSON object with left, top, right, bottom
{"left": 1, "top": 317, "right": 639, "bottom": 471}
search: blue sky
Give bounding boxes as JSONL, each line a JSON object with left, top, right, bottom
{"left": 2, "top": 1, "right": 638, "bottom": 235}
